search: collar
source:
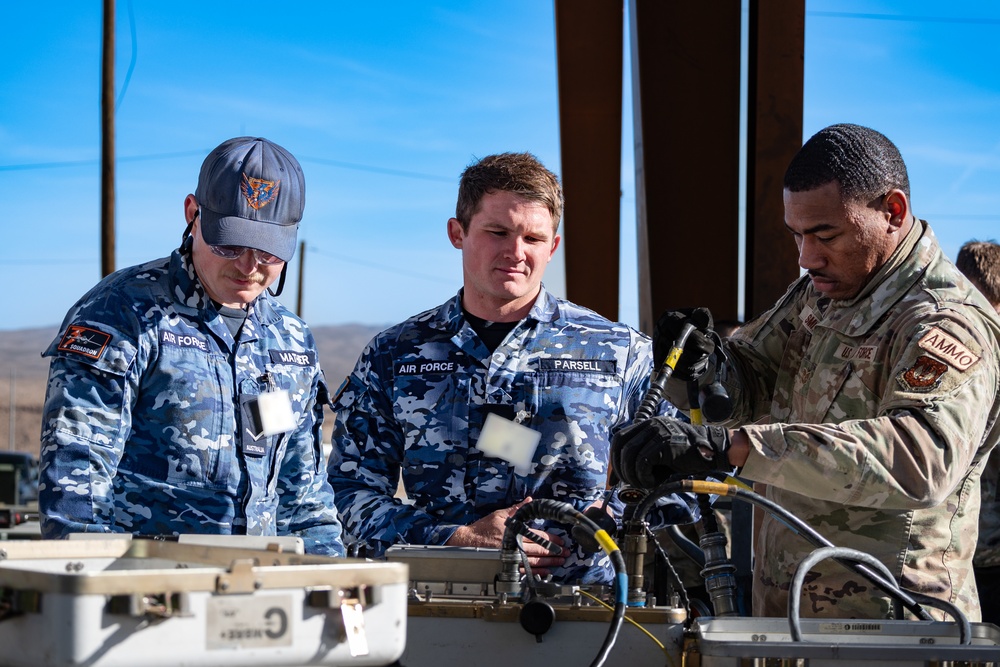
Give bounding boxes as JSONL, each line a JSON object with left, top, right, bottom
{"left": 809, "top": 220, "right": 937, "bottom": 336}
{"left": 167, "top": 249, "right": 282, "bottom": 329}
{"left": 434, "top": 285, "right": 561, "bottom": 333}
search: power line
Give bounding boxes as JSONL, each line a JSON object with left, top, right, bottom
{"left": 0, "top": 150, "right": 208, "bottom": 172}
{"left": 0, "top": 151, "right": 454, "bottom": 183}
{"left": 115, "top": 0, "right": 138, "bottom": 112}
{"left": 809, "top": 11, "right": 1000, "bottom": 26}
{"left": 307, "top": 246, "right": 454, "bottom": 285}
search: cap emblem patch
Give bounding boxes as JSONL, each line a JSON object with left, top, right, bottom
{"left": 241, "top": 173, "right": 280, "bottom": 211}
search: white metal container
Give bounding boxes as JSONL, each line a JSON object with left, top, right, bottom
{"left": 0, "top": 538, "right": 407, "bottom": 667}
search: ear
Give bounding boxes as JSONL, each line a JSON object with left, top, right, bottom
{"left": 447, "top": 217, "right": 464, "bottom": 249}
{"left": 548, "top": 234, "right": 561, "bottom": 261}
{"left": 883, "top": 190, "right": 908, "bottom": 230}
{"left": 184, "top": 194, "right": 199, "bottom": 225}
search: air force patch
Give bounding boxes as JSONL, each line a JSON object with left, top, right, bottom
{"left": 898, "top": 354, "right": 948, "bottom": 392}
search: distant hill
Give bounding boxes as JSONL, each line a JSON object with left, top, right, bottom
{"left": 0, "top": 323, "right": 386, "bottom": 458}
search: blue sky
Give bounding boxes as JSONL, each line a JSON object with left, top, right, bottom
{"left": 3, "top": 1, "right": 1000, "bottom": 332}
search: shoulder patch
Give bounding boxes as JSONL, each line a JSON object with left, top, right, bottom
{"left": 57, "top": 325, "right": 111, "bottom": 360}
{"left": 897, "top": 355, "right": 948, "bottom": 392}
{"left": 917, "top": 327, "right": 979, "bottom": 371}
{"left": 331, "top": 376, "right": 349, "bottom": 404}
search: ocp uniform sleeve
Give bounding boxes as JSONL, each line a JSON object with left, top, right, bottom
{"left": 740, "top": 308, "right": 999, "bottom": 508}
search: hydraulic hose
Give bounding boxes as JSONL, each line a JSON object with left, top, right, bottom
{"left": 632, "top": 478, "right": 935, "bottom": 622}
{"left": 503, "top": 498, "right": 628, "bottom": 667}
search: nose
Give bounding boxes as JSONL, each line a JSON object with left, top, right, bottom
{"left": 233, "top": 249, "right": 260, "bottom": 273}
{"left": 505, "top": 236, "right": 527, "bottom": 261}
{"left": 797, "top": 236, "right": 825, "bottom": 271}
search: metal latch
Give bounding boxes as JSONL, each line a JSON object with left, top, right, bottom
{"left": 106, "top": 592, "right": 191, "bottom": 619}
{"left": 306, "top": 586, "right": 372, "bottom": 657}
{"left": 215, "top": 558, "right": 262, "bottom": 595}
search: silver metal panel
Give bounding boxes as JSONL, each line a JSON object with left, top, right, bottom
{"left": 0, "top": 538, "right": 409, "bottom": 667}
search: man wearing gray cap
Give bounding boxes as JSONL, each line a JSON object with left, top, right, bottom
{"left": 38, "top": 137, "right": 345, "bottom": 556}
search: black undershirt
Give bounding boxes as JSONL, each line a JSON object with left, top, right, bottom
{"left": 464, "top": 311, "right": 518, "bottom": 353}
{"left": 216, "top": 304, "right": 248, "bottom": 339}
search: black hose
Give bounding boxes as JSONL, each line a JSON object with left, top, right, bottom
{"left": 631, "top": 478, "right": 934, "bottom": 621}
{"left": 504, "top": 498, "right": 627, "bottom": 667}
{"left": 662, "top": 523, "right": 705, "bottom": 568}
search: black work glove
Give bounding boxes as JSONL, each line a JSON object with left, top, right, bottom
{"left": 653, "top": 307, "right": 716, "bottom": 381}
{"left": 611, "top": 417, "right": 731, "bottom": 489}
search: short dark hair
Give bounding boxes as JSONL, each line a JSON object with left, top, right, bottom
{"left": 957, "top": 239, "right": 1000, "bottom": 306}
{"left": 454, "top": 152, "right": 563, "bottom": 232}
{"left": 784, "top": 123, "right": 910, "bottom": 202}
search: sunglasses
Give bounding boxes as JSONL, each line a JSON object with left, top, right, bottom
{"left": 208, "top": 245, "right": 284, "bottom": 265}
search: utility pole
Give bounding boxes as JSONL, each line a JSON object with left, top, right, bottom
{"left": 101, "top": 0, "right": 116, "bottom": 277}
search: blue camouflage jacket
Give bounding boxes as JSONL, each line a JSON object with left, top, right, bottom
{"left": 39, "top": 249, "right": 344, "bottom": 556}
{"left": 329, "top": 287, "right": 692, "bottom": 583}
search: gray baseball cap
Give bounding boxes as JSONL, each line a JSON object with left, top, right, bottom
{"left": 195, "top": 137, "right": 305, "bottom": 262}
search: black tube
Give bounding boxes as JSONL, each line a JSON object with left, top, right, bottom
{"left": 631, "top": 478, "right": 934, "bottom": 621}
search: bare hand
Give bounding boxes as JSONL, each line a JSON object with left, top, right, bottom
{"left": 446, "top": 497, "right": 567, "bottom": 573}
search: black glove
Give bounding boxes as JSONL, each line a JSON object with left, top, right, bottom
{"left": 653, "top": 308, "right": 716, "bottom": 381}
{"left": 611, "top": 417, "right": 730, "bottom": 489}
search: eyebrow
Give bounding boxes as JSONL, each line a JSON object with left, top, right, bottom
{"left": 784, "top": 221, "right": 839, "bottom": 235}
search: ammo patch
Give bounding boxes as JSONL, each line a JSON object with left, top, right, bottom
{"left": 897, "top": 355, "right": 948, "bottom": 392}
{"left": 538, "top": 358, "right": 617, "bottom": 373}
{"left": 269, "top": 349, "right": 316, "bottom": 366}
{"left": 917, "top": 327, "right": 979, "bottom": 371}
{"left": 57, "top": 325, "right": 112, "bottom": 360}
{"left": 396, "top": 359, "right": 459, "bottom": 375}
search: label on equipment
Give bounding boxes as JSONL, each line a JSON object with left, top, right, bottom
{"left": 818, "top": 622, "right": 884, "bottom": 634}
{"left": 206, "top": 595, "right": 294, "bottom": 649}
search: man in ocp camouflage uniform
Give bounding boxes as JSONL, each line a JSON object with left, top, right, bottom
{"left": 38, "top": 137, "right": 344, "bottom": 556}
{"left": 957, "top": 239, "right": 1000, "bottom": 625}
{"left": 329, "top": 152, "right": 694, "bottom": 583}
{"left": 612, "top": 124, "right": 1000, "bottom": 620}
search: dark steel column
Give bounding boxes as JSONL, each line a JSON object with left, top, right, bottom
{"left": 746, "top": 0, "right": 804, "bottom": 320}
{"left": 630, "top": 1, "right": 741, "bottom": 333}
{"left": 555, "top": 0, "right": 624, "bottom": 321}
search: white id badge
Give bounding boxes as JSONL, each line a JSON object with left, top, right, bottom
{"left": 258, "top": 389, "right": 297, "bottom": 436}
{"left": 476, "top": 412, "right": 541, "bottom": 475}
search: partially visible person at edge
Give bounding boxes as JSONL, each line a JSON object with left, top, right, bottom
{"left": 328, "top": 151, "right": 695, "bottom": 584}
{"left": 611, "top": 124, "right": 1000, "bottom": 620}
{"left": 38, "top": 137, "right": 345, "bottom": 556}
{"left": 957, "top": 239, "right": 1000, "bottom": 626}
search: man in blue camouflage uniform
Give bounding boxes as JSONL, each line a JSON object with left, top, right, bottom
{"left": 39, "top": 137, "right": 344, "bottom": 556}
{"left": 613, "top": 125, "right": 1000, "bottom": 620}
{"left": 329, "top": 152, "right": 692, "bottom": 583}
{"left": 957, "top": 239, "right": 1000, "bottom": 625}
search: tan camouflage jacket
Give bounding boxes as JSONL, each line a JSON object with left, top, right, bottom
{"left": 714, "top": 221, "right": 1000, "bottom": 620}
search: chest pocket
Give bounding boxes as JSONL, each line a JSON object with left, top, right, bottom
{"left": 784, "top": 330, "right": 881, "bottom": 424}
{"left": 124, "top": 343, "right": 232, "bottom": 488}
{"left": 393, "top": 371, "right": 472, "bottom": 500}
{"left": 521, "top": 369, "right": 621, "bottom": 488}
